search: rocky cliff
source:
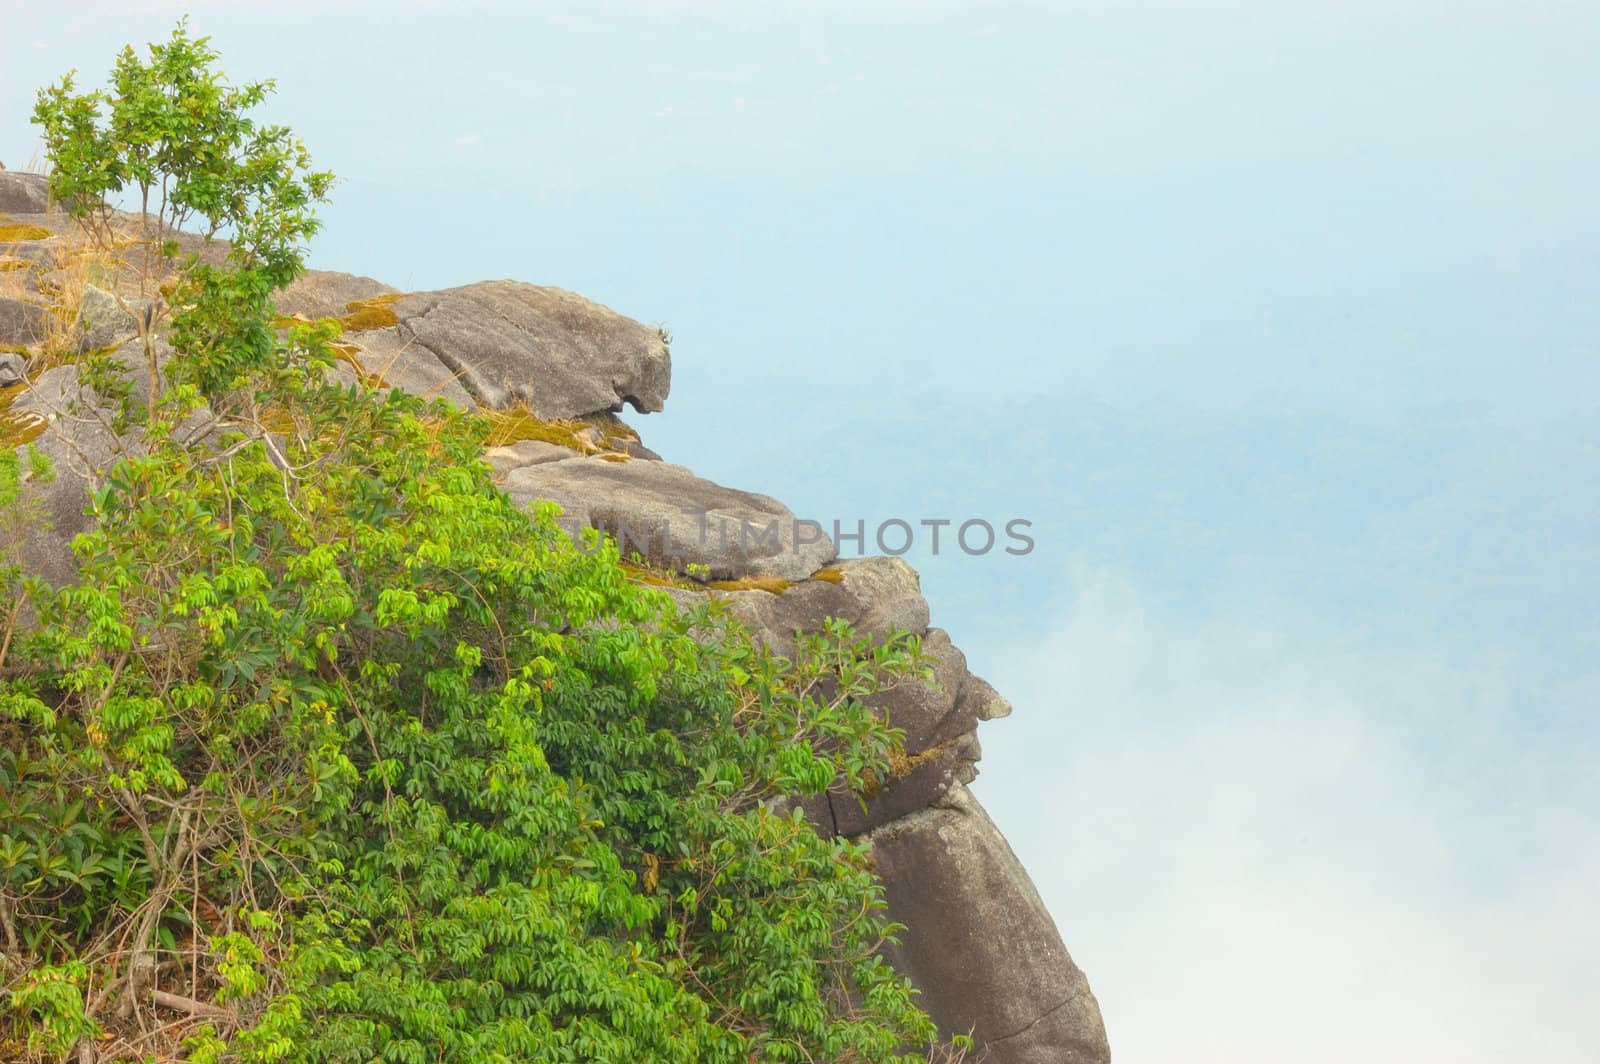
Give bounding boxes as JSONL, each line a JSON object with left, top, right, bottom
{"left": 1, "top": 168, "right": 1109, "bottom": 1062}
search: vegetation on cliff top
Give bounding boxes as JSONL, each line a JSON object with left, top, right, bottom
{"left": 1, "top": 22, "right": 964, "bottom": 1063}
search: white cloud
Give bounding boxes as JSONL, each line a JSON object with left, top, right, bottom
{"left": 974, "top": 566, "right": 1600, "bottom": 1063}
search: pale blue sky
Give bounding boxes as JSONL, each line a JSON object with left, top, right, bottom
{"left": 5, "top": 3, "right": 1598, "bottom": 1060}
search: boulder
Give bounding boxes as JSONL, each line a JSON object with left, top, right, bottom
{"left": 0, "top": 171, "right": 51, "bottom": 214}
{"left": 389, "top": 281, "right": 670, "bottom": 416}
{"left": 76, "top": 284, "right": 144, "bottom": 352}
{"left": 502, "top": 457, "right": 834, "bottom": 582}
{"left": 867, "top": 786, "right": 1110, "bottom": 1064}
{"left": 664, "top": 571, "right": 1011, "bottom": 835}
{"left": 0, "top": 352, "right": 23, "bottom": 386}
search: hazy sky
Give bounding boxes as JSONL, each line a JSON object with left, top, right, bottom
{"left": 4, "top": 3, "right": 1597, "bottom": 1061}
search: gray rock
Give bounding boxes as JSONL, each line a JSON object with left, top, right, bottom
{"left": 0, "top": 298, "right": 51, "bottom": 347}
{"left": 829, "top": 730, "right": 981, "bottom": 836}
{"left": 713, "top": 556, "right": 931, "bottom": 656}
{"left": 391, "top": 281, "right": 671, "bottom": 417}
{"left": 877, "top": 628, "right": 1002, "bottom": 755}
{"left": 0, "top": 240, "right": 61, "bottom": 269}
{"left": 274, "top": 270, "right": 396, "bottom": 321}
{"left": 888, "top": 628, "right": 968, "bottom": 746}
{"left": 77, "top": 284, "right": 144, "bottom": 352}
{"left": 867, "top": 787, "right": 1110, "bottom": 1064}
{"left": 6, "top": 365, "right": 134, "bottom": 587}
{"left": 0, "top": 172, "right": 51, "bottom": 214}
{"left": 618, "top": 438, "right": 662, "bottom": 461}
{"left": 665, "top": 573, "right": 1006, "bottom": 834}
{"left": 0, "top": 352, "right": 23, "bottom": 386}
{"left": 503, "top": 458, "right": 835, "bottom": 582}
{"left": 328, "top": 326, "right": 475, "bottom": 409}
{"left": 272, "top": 271, "right": 479, "bottom": 407}
{"left": 834, "top": 555, "right": 933, "bottom": 637}
{"left": 5, "top": 355, "right": 216, "bottom": 588}
{"left": 484, "top": 439, "right": 580, "bottom": 475}
{"left": 704, "top": 574, "right": 984, "bottom": 752}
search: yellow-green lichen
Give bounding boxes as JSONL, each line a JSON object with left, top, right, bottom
{"left": 336, "top": 292, "right": 403, "bottom": 332}
{"left": 809, "top": 565, "right": 846, "bottom": 585}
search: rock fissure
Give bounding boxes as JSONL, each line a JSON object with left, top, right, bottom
{"left": 989, "top": 992, "right": 1080, "bottom": 1045}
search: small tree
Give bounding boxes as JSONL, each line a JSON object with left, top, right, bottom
{"left": 32, "top": 17, "right": 332, "bottom": 411}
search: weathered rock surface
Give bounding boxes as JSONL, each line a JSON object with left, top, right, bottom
{"left": 273, "top": 276, "right": 668, "bottom": 418}
{"left": 7, "top": 363, "right": 140, "bottom": 587}
{"left": 388, "top": 281, "right": 671, "bottom": 416}
{"left": 707, "top": 556, "right": 932, "bottom": 654}
{"left": 502, "top": 457, "right": 836, "bottom": 582}
{"left": 328, "top": 323, "right": 476, "bottom": 408}
{"left": 484, "top": 439, "right": 581, "bottom": 474}
{"left": 403, "top": 280, "right": 672, "bottom": 412}
{"left": 0, "top": 170, "right": 51, "bottom": 213}
{"left": 76, "top": 284, "right": 146, "bottom": 353}
{"left": 0, "top": 297, "right": 51, "bottom": 347}
{"left": 275, "top": 269, "right": 396, "bottom": 320}
{"left": 869, "top": 787, "right": 1110, "bottom": 1064}
{"left": 275, "top": 271, "right": 481, "bottom": 404}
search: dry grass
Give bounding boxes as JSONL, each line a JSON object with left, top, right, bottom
{"left": 0, "top": 230, "right": 135, "bottom": 448}
{"left": 860, "top": 736, "right": 966, "bottom": 801}
{"left": 484, "top": 409, "right": 597, "bottom": 450}
{"left": 618, "top": 559, "right": 849, "bottom": 596}
{"left": 706, "top": 575, "right": 792, "bottom": 594}
{"left": 620, "top": 561, "right": 698, "bottom": 590}
{"left": 0, "top": 382, "right": 47, "bottom": 448}
{"left": 481, "top": 407, "right": 638, "bottom": 459}
{"left": 616, "top": 561, "right": 796, "bottom": 596}
{"left": 0, "top": 234, "right": 124, "bottom": 367}
{"left": 0, "top": 222, "right": 52, "bottom": 242}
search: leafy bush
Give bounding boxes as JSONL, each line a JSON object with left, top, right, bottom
{"left": 2, "top": 22, "right": 964, "bottom": 1064}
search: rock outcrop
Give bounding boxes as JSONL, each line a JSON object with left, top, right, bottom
{"left": 1, "top": 168, "right": 1109, "bottom": 1062}
{"left": 275, "top": 275, "right": 672, "bottom": 417}
{"left": 502, "top": 458, "right": 836, "bottom": 582}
